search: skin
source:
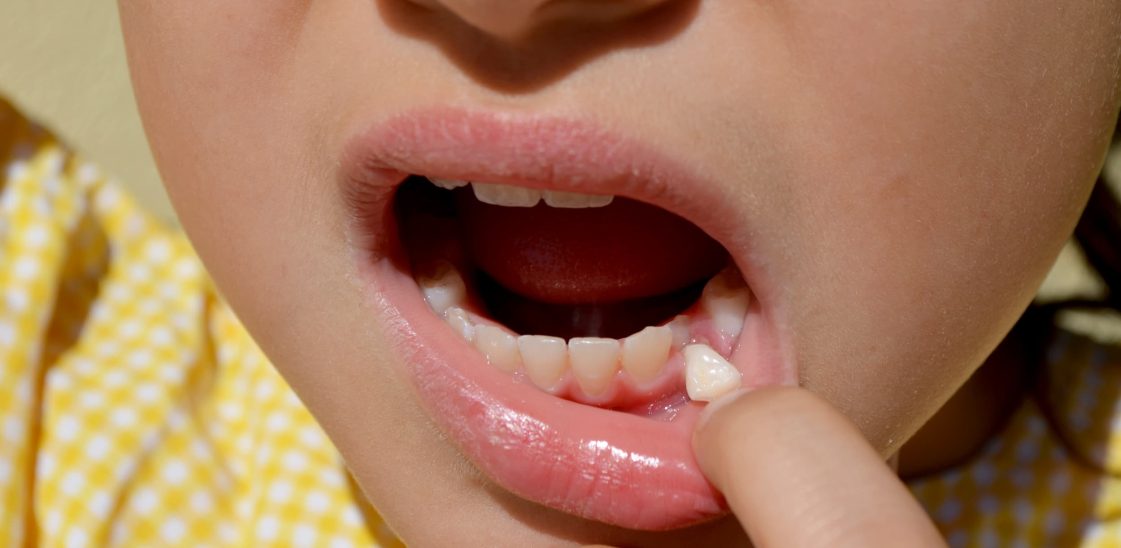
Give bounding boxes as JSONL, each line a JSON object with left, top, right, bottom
{"left": 118, "top": 0, "right": 1121, "bottom": 545}
{"left": 693, "top": 387, "right": 943, "bottom": 546}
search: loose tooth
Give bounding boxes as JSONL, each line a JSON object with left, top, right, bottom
{"left": 517, "top": 335, "right": 568, "bottom": 390}
{"left": 472, "top": 183, "right": 542, "bottom": 207}
{"left": 667, "top": 315, "right": 692, "bottom": 349}
{"left": 474, "top": 325, "right": 521, "bottom": 372}
{"left": 621, "top": 326, "right": 672, "bottom": 383}
{"left": 429, "top": 177, "right": 469, "bottom": 190}
{"left": 418, "top": 263, "right": 467, "bottom": 316}
{"left": 542, "top": 190, "right": 614, "bottom": 209}
{"left": 445, "top": 307, "right": 475, "bottom": 343}
{"left": 684, "top": 344, "right": 742, "bottom": 402}
{"left": 701, "top": 267, "right": 750, "bottom": 343}
{"left": 568, "top": 337, "right": 620, "bottom": 396}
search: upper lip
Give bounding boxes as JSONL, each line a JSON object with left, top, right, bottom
{"left": 340, "top": 106, "right": 792, "bottom": 530}
{"left": 341, "top": 107, "right": 770, "bottom": 291}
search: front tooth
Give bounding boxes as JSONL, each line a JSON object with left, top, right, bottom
{"left": 542, "top": 190, "right": 614, "bottom": 209}
{"left": 474, "top": 325, "right": 521, "bottom": 372}
{"left": 445, "top": 307, "right": 475, "bottom": 343}
{"left": 429, "top": 177, "right": 469, "bottom": 190}
{"left": 517, "top": 335, "right": 568, "bottom": 390}
{"left": 568, "top": 337, "right": 620, "bottom": 396}
{"left": 418, "top": 263, "right": 467, "bottom": 316}
{"left": 472, "top": 183, "right": 542, "bottom": 207}
{"left": 701, "top": 267, "right": 750, "bottom": 342}
{"left": 621, "top": 326, "right": 672, "bottom": 383}
{"left": 683, "top": 344, "right": 742, "bottom": 402}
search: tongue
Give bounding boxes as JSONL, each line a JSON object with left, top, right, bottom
{"left": 458, "top": 193, "right": 727, "bottom": 304}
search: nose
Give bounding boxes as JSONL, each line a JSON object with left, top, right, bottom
{"left": 421, "top": 0, "right": 670, "bottom": 40}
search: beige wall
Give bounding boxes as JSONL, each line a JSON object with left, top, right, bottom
{"left": 0, "top": 1, "right": 174, "bottom": 224}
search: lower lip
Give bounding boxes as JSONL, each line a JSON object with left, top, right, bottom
{"left": 343, "top": 109, "right": 791, "bottom": 530}
{"left": 368, "top": 259, "right": 726, "bottom": 529}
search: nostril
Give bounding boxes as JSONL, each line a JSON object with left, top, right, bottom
{"left": 382, "top": 0, "right": 697, "bottom": 92}
{"left": 418, "top": 0, "right": 672, "bottom": 41}
{"left": 428, "top": 0, "right": 546, "bottom": 39}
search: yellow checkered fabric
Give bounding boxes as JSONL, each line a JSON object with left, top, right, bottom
{"left": 4, "top": 95, "right": 1121, "bottom": 546}
{"left": 0, "top": 99, "right": 403, "bottom": 546}
{"left": 910, "top": 328, "right": 1121, "bottom": 546}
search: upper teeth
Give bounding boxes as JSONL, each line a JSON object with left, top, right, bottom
{"left": 430, "top": 178, "right": 469, "bottom": 190}
{"left": 427, "top": 177, "right": 614, "bottom": 209}
{"left": 542, "top": 190, "right": 614, "bottom": 209}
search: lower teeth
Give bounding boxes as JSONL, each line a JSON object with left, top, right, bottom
{"left": 418, "top": 263, "right": 750, "bottom": 405}
{"left": 683, "top": 344, "right": 743, "bottom": 402}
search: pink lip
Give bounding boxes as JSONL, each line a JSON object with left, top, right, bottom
{"left": 340, "top": 108, "right": 793, "bottom": 530}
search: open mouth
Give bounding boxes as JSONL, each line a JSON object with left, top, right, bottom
{"left": 400, "top": 176, "right": 749, "bottom": 409}
{"left": 340, "top": 109, "right": 792, "bottom": 531}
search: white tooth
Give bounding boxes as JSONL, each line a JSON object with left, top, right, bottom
{"left": 429, "top": 177, "right": 469, "bottom": 190}
{"left": 667, "top": 315, "right": 692, "bottom": 349}
{"left": 568, "top": 337, "right": 619, "bottom": 396}
{"left": 445, "top": 307, "right": 475, "bottom": 343}
{"left": 517, "top": 335, "right": 568, "bottom": 390}
{"left": 701, "top": 268, "right": 750, "bottom": 341}
{"left": 418, "top": 263, "right": 467, "bottom": 316}
{"left": 621, "top": 326, "right": 672, "bottom": 383}
{"left": 684, "top": 344, "right": 742, "bottom": 402}
{"left": 474, "top": 325, "right": 521, "bottom": 372}
{"left": 472, "top": 183, "right": 542, "bottom": 207}
{"left": 542, "top": 190, "right": 614, "bottom": 209}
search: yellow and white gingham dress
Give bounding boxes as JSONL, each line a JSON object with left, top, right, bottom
{"left": 0, "top": 98, "right": 403, "bottom": 546}
{"left": 908, "top": 328, "right": 1121, "bottom": 547}
{"left": 3, "top": 95, "right": 1121, "bottom": 547}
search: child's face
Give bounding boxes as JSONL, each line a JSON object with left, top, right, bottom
{"left": 120, "top": 1, "right": 1121, "bottom": 544}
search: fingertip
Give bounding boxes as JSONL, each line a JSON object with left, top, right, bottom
{"left": 691, "top": 386, "right": 808, "bottom": 488}
{"left": 689, "top": 387, "right": 945, "bottom": 546}
{"left": 695, "top": 387, "right": 752, "bottom": 430}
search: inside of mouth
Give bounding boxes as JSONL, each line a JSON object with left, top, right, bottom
{"left": 395, "top": 176, "right": 749, "bottom": 415}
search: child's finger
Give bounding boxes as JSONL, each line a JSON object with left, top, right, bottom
{"left": 692, "top": 387, "right": 945, "bottom": 547}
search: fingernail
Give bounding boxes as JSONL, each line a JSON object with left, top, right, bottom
{"left": 697, "top": 387, "right": 751, "bottom": 428}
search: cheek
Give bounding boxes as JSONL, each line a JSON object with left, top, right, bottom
{"left": 118, "top": 0, "right": 1121, "bottom": 473}
{"left": 119, "top": 3, "right": 351, "bottom": 389}
{"left": 120, "top": 2, "right": 335, "bottom": 286}
{"left": 788, "top": 174, "right": 1085, "bottom": 456}
{"left": 758, "top": 1, "right": 1121, "bottom": 452}
{"left": 118, "top": 6, "right": 470, "bottom": 531}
